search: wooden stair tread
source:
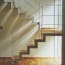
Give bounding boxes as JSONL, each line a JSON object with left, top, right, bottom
{"left": 41, "top": 28, "right": 62, "bottom": 34}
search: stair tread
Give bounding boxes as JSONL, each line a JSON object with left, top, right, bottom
{"left": 41, "top": 28, "right": 62, "bottom": 34}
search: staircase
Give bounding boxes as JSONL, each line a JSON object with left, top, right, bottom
{"left": 0, "top": 1, "right": 62, "bottom": 65}
{"left": 11, "top": 29, "right": 62, "bottom": 65}
{"left": 20, "top": 33, "right": 61, "bottom": 57}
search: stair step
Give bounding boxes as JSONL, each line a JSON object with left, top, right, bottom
{"left": 0, "top": 3, "right": 11, "bottom": 24}
{"left": 41, "top": 28, "right": 62, "bottom": 34}
{"left": 20, "top": 43, "right": 35, "bottom": 53}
